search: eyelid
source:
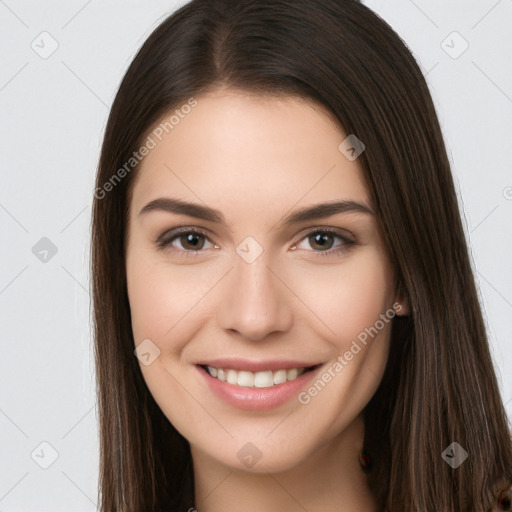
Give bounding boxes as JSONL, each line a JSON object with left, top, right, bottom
{"left": 291, "top": 226, "right": 355, "bottom": 257}
{"left": 293, "top": 225, "right": 355, "bottom": 245}
{"left": 155, "top": 226, "right": 213, "bottom": 247}
{"left": 155, "top": 226, "right": 218, "bottom": 255}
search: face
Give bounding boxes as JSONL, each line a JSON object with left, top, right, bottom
{"left": 125, "top": 88, "right": 402, "bottom": 473}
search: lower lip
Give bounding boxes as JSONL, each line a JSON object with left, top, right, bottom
{"left": 196, "top": 365, "right": 322, "bottom": 411}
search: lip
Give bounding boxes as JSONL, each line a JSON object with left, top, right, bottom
{"left": 195, "top": 357, "right": 320, "bottom": 373}
{"left": 196, "top": 362, "right": 324, "bottom": 411}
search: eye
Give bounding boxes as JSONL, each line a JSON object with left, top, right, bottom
{"left": 156, "top": 226, "right": 355, "bottom": 258}
{"left": 293, "top": 228, "right": 355, "bottom": 257}
{"left": 156, "top": 227, "right": 217, "bottom": 256}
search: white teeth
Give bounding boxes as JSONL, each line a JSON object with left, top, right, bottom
{"left": 254, "top": 370, "right": 274, "bottom": 388}
{"left": 273, "top": 369, "right": 287, "bottom": 385}
{"left": 287, "top": 368, "right": 299, "bottom": 380}
{"left": 226, "top": 369, "right": 238, "bottom": 385}
{"left": 205, "top": 365, "right": 307, "bottom": 388}
{"left": 237, "top": 371, "right": 254, "bottom": 387}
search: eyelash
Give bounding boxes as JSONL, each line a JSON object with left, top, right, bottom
{"left": 155, "top": 226, "right": 355, "bottom": 258}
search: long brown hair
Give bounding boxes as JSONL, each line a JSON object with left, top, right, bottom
{"left": 91, "top": 0, "right": 512, "bottom": 509}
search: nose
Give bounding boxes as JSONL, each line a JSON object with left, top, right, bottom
{"left": 216, "top": 251, "right": 294, "bottom": 342}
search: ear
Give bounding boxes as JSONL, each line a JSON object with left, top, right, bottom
{"left": 392, "top": 285, "right": 410, "bottom": 316}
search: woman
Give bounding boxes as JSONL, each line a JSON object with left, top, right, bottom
{"left": 91, "top": 0, "right": 512, "bottom": 510}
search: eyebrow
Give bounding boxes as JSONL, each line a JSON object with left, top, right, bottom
{"left": 138, "top": 197, "right": 374, "bottom": 227}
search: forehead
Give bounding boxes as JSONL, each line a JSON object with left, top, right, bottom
{"left": 130, "top": 90, "right": 371, "bottom": 219}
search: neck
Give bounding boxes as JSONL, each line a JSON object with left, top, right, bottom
{"left": 190, "top": 414, "right": 378, "bottom": 512}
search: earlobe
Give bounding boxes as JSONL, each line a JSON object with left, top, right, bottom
{"left": 392, "top": 300, "right": 409, "bottom": 316}
{"left": 392, "top": 289, "right": 410, "bottom": 316}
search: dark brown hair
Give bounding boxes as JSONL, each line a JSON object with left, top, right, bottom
{"left": 91, "top": 0, "right": 512, "bottom": 509}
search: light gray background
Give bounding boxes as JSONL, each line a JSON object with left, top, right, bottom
{"left": 1, "top": 1, "right": 511, "bottom": 510}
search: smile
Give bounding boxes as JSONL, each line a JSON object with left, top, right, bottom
{"left": 202, "top": 365, "right": 309, "bottom": 388}
{"left": 196, "top": 361, "right": 324, "bottom": 410}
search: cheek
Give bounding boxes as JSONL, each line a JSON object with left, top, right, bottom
{"left": 126, "top": 255, "right": 168, "bottom": 343}
{"left": 287, "top": 253, "right": 393, "bottom": 440}
{"left": 290, "top": 249, "right": 393, "bottom": 347}
{"left": 126, "top": 246, "right": 221, "bottom": 347}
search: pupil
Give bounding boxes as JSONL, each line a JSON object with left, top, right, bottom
{"left": 184, "top": 233, "right": 203, "bottom": 249}
{"left": 312, "top": 233, "right": 332, "bottom": 250}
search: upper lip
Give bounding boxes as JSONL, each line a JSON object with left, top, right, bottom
{"left": 195, "top": 358, "right": 323, "bottom": 372}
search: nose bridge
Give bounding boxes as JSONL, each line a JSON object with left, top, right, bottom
{"left": 217, "top": 239, "right": 293, "bottom": 341}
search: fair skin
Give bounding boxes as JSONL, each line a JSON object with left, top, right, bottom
{"left": 125, "top": 87, "right": 408, "bottom": 511}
